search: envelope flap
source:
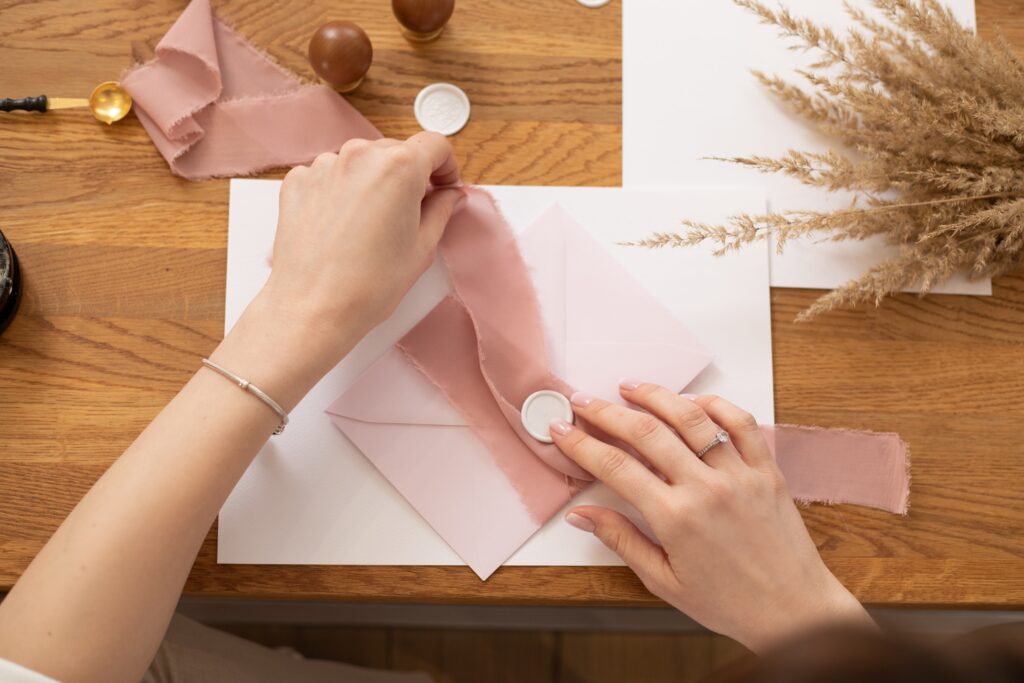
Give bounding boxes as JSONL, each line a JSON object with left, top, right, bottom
{"left": 568, "top": 341, "right": 712, "bottom": 400}
{"left": 517, "top": 204, "right": 568, "bottom": 376}
{"left": 559, "top": 209, "right": 713, "bottom": 392}
{"left": 325, "top": 347, "right": 468, "bottom": 427}
{"left": 563, "top": 216, "right": 705, "bottom": 347}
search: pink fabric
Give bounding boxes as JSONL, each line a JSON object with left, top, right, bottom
{"left": 400, "top": 190, "right": 592, "bottom": 481}
{"left": 122, "top": 0, "right": 380, "bottom": 179}
{"left": 764, "top": 425, "right": 910, "bottom": 514}
{"left": 385, "top": 194, "right": 914, "bottom": 518}
{"left": 396, "top": 296, "right": 576, "bottom": 522}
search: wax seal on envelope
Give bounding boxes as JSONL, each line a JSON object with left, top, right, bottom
{"left": 414, "top": 83, "right": 470, "bottom": 136}
{"left": 521, "top": 390, "right": 574, "bottom": 444}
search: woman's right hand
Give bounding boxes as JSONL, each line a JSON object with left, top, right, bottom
{"left": 264, "top": 132, "right": 465, "bottom": 345}
{"left": 548, "top": 383, "right": 874, "bottom": 652}
{"left": 220, "top": 132, "right": 466, "bottom": 411}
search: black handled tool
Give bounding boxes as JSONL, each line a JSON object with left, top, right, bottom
{"left": 1, "top": 95, "right": 91, "bottom": 114}
{"left": 0, "top": 95, "right": 50, "bottom": 112}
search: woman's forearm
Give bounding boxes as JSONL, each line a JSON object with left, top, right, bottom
{"left": 0, "top": 133, "right": 462, "bottom": 682}
{"left": 0, "top": 293, "right": 361, "bottom": 683}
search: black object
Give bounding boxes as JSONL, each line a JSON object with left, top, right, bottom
{"left": 0, "top": 230, "right": 23, "bottom": 335}
{"left": 0, "top": 96, "right": 48, "bottom": 113}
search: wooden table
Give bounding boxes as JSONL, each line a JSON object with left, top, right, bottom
{"left": 1, "top": 0, "right": 1022, "bottom": 607}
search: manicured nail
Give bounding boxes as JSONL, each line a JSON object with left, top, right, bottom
{"left": 570, "top": 391, "right": 594, "bottom": 407}
{"left": 549, "top": 418, "right": 573, "bottom": 436}
{"left": 452, "top": 189, "right": 469, "bottom": 214}
{"left": 619, "top": 378, "right": 642, "bottom": 391}
{"left": 680, "top": 393, "right": 698, "bottom": 400}
{"left": 565, "top": 512, "right": 596, "bottom": 533}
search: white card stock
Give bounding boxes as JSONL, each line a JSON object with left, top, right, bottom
{"left": 623, "top": 0, "right": 989, "bottom": 296}
{"left": 218, "top": 180, "right": 772, "bottom": 568}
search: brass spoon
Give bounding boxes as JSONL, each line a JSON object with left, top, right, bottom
{"left": 0, "top": 81, "right": 133, "bottom": 124}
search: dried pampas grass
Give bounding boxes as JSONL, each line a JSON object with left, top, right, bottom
{"left": 632, "top": 0, "right": 1024, "bottom": 321}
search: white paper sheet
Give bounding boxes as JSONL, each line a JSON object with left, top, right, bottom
{"left": 623, "top": 0, "right": 990, "bottom": 296}
{"left": 218, "top": 179, "right": 772, "bottom": 568}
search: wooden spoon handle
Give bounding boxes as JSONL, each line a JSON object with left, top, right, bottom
{"left": 0, "top": 96, "right": 47, "bottom": 113}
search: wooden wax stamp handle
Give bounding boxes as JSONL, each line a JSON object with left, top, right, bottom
{"left": 308, "top": 21, "right": 373, "bottom": 93}
{"left": 392, "top": 0, "right": 455, "bottom": 42}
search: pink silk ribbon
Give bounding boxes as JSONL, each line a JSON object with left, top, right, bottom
{"left": 396, "top": 190, "right": 911, "bottom": 516}
{"left": 396, "top": 295, "right": 580, "bottom": 522}
{"left": 121, "top": 0, "right": 381, "bottom": 180}
{"left": 764, "top": 425, "right": 910, "bottom": 514}
{"left": 399, "top": 189, "right": 592, "bottom": 482}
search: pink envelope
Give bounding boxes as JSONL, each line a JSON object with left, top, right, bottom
{"left": 326, "top": 204, "right": 712, "bottom": 579}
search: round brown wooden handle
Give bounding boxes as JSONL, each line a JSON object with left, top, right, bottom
{"left": 308, "top": 22, "right": 373, "bottom": 92}
{"left": 392, "top": 0, "right": 455, "bottom": 39}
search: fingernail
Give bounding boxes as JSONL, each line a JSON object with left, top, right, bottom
{"left": 452, "top": 190, "right": 469, "bottom": 214}
{"left": 565, "top": 512, "right": 596, "bottom": 533}
{"left": 619, "top": 378, "right": 642, "bottom": 391}
{"left": 570, "top": 392, "right": 594, "bottom": 407}
{"left": 549, "top": 418, "right": 573, "bottom": 436}
{"left": 680, "top": 393, "right": 697, "bottom": 400}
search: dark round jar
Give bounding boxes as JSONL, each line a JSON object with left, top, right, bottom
{"left": 0, "top": 229, "right": 23, "bottom": 335}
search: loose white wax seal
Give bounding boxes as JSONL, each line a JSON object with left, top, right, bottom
{"left": 576, "top": 0, "right": 610, "bottom": 7}
{"left": 414, "top": 83, "right": 471, "bottom": 136}
{"left": 521, "top": 390, "right": 574, "bottom": 444}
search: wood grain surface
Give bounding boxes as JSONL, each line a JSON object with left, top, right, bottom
{"left": 215, "top": 623, "right": 749, "bottom": 682}
{"left": 0, "top": 0, "right": 1022, "bottom": 607}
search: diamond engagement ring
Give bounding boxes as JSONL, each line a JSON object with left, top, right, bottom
{"left": 695, "top": 429, "right": 730, "bottom": 459}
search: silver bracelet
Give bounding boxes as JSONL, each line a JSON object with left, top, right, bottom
{"left": 201, "top": 358, "right": 289, "bottom": 435}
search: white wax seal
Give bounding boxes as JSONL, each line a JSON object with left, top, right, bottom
{"left": 521, "top": 390, "right": 574, "bottom": 444}
{"left": 414, "top": 83, "right": 471, "bottom": 136}
{"left": 576, "top": 0, "right": 610, "bottom": 7}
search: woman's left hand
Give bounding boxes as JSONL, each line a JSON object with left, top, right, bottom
{"left": 549, "top": 383, "right": 873, "bottom": 652}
